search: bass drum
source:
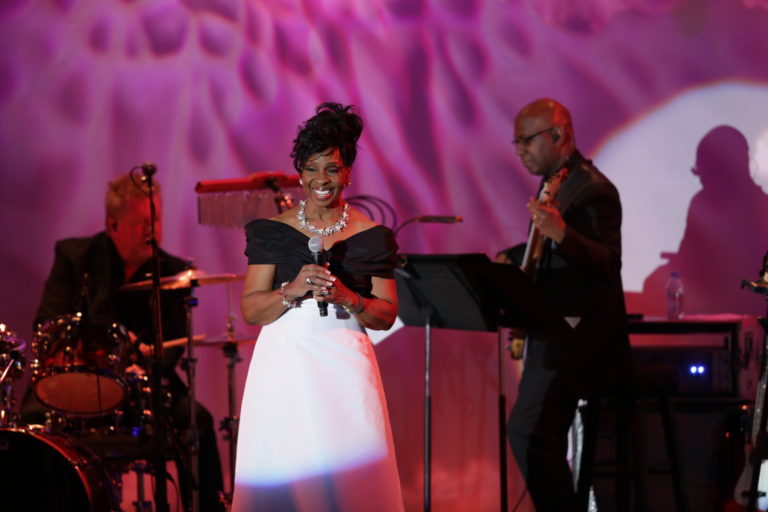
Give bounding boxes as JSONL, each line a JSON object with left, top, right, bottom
{"left": 0, "top": 428, "right": 119, "bottom": 512}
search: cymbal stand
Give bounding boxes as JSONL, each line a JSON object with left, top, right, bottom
{"left": 182, "top": 290, "right": 201, "bottom": 512}
{"left": 0, "top": 352, "right": 23, "bottom": 427}
{"left": 218, "top": 284, "right": 242, "bottom": 503}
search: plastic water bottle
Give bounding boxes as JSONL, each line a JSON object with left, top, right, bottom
{"left": 666, "top": 271, "right": 685, "bottom": 319}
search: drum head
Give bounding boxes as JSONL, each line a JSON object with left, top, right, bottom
{"left": 35, "top": 370, "right": 128, "bottom": 416}
{"left": 0, "top": 428, "right": 118, "bottom": 512}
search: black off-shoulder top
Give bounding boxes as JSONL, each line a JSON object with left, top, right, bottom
{"left": 244, "top": 219, "right": 399, "bottom": 297}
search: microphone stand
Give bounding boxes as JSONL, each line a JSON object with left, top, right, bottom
{"left": 393, "top": 215, "right": 463, "bottom": 238}
{"left": 143, "top": 167, "right": 170, "bottom": 512}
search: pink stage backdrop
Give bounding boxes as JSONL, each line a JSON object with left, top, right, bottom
{"left": 1, "top": 1, "right": 768, "bottom": 510}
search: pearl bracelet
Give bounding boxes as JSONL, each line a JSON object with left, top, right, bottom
{"left": 343, "top": 292, "right": 365, "bottom": 315}
{"left": 279, "top": 281, "right": 299, "bottom": 309}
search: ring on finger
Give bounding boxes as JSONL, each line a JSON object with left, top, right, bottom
{"left": 305, "top": 277, "right": 314, "bottom": 286}
{"left": 320, "top": 289, "right": 330, "bottom": 296}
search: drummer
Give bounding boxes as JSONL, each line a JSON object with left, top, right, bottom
{"left": 21, "top": 172, "right": 225, "bottom": 512}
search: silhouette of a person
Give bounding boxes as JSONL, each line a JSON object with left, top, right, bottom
{"left": 630, "top": 125, "right": 768, "bottom": 317}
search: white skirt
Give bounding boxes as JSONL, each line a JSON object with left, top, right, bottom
{"left": 231, "top": 300, "right": 404, "bottom": 512}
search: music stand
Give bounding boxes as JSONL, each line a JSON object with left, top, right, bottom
{"left": 395, "top": 253, "right": 570, "bottom": 512}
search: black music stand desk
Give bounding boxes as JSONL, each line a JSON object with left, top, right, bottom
{"left": 394, "top": 253, "right": 570, "bottom": 512}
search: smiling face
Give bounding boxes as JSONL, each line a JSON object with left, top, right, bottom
{"left": 300, "top": 147, "right": 350, "bottom": 207}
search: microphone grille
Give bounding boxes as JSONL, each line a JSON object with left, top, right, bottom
{"left": 308, "top": 236, "right": 323, "bottom": 253}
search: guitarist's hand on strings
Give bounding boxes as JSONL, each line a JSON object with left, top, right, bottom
{"left": 528, "top": 198, "right": 566, "bottom": 244}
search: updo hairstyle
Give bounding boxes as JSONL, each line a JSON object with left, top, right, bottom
{"left": 290, "top": 102, "right": 363, "bottom": 172}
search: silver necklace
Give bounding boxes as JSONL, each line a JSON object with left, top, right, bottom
{"left": 296, "top": 199, "right": 350, "bottom": 237}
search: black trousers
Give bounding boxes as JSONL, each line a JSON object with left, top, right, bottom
{"left": 506, "top": 339, "right": 580, "bottom": 512}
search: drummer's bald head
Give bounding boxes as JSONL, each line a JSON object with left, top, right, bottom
{"left": 105, "top": 173, "right": 161, "bottom": 219}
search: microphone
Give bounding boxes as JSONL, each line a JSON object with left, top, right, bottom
{"left": 141, "top": 162, "right": 157, "bottom": 177}
{"left": 393, "top": 215, "right": 463, "bottom": 237}
{"left": 307, "top": 236, "right": 328, "bottom": 317}
{"left": 416, "top": 215, "right": 463, "bottom": 223}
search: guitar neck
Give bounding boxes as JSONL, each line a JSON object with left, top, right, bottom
{"left": 520, "top": 224, "right": 540, "bottom": 275}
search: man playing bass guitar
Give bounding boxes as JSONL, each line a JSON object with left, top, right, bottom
{"left": 500, "top": 98, "right": 632, "bottom": 511}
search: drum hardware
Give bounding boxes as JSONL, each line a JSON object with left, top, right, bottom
{"left": 121, "top": 265, "right": 246, "bottom": 512}
{"left": 217, "top": 339, "right": 240, "bottom": 507}
{"left": 32, "top": 263, "right": 243, "bottom": 511}
{"left": 181, "top": 291, "right": 202, "bottom": 512}
{"left": 127, "top": 460, "right": 154, "bottom": 512}
{"left": 128, "top": 282, "right": 206, "bottom": 512}
{"left": 214, "top": 290, "right": 252, "bottom": 505}
{"left": 0, "top": 427, "right": 122, "bottom": 511}
{"left": 0, "top": 324, "right": 25, "bottom": 428}
{"left": 32, "top": 371, "right": 156, "bottom": 466}
{"left": 32, "top": 314, "right": 131, "bottom": 417}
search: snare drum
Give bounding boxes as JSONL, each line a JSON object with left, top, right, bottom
{"left": 32, "top": 314, "right": 130, "bottom": 416}
{"left": 0, "top": 428, "right": 119, "bottom": 511}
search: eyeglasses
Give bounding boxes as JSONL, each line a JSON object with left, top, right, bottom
{"left": 512, "top": 126, "right": 554, "bottom": 147}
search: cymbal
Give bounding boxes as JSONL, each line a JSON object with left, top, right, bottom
{"left": 121, "top": 269, "right": 244, "bottom": 291}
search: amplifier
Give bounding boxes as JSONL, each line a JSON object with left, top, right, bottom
{"left": 628, "top": 314, "right": 763, "bottom": 399}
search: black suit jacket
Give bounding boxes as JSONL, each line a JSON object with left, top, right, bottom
{"left": 35, "top": 231, "right": 191, "bottom": 397}
{"left": 530, "top": 151, "right": 631, "bottom": 395}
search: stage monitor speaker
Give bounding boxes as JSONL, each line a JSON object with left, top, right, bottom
{"left": 628, "top": 315, "right": 762, "bottom": 400}
{"left": 590, "top": 399, "right": 746, "bottom": 512}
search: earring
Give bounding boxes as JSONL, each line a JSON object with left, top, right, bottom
{"left": 299, "top": 179, "right": 304, "bottom": 186}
